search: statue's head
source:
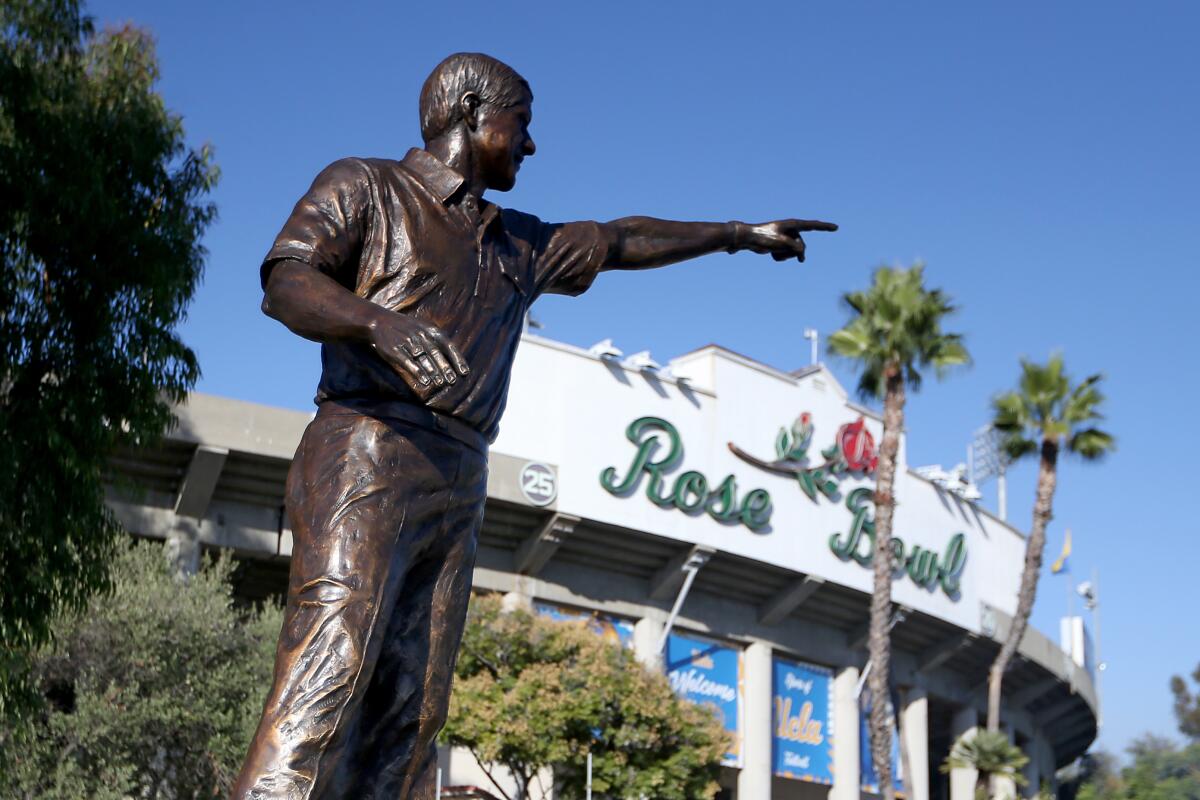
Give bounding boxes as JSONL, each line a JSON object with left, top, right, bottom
{"left": 420, "top": 53, "right": 534, "bottom": 192}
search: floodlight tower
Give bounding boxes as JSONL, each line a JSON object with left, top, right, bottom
{"left": 969, "top": 424, "right": 1008, "bottom": 520}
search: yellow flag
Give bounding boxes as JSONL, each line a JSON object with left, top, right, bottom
{"left": 1051, "top": 529, "right": 1072, "bottom": 574}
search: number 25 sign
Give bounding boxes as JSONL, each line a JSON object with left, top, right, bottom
{"left": 520, "top": 462, "right": 558, "bottom": 507}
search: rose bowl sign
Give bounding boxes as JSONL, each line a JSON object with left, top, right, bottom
{"left": 601, "top": 414, "right": 968, "bottom": 597}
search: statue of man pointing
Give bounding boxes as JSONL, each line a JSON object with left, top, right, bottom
{"left": 234, "top": 52, "right": 836, "bottom": 800}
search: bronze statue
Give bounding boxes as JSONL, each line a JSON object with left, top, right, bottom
{"left": 234, "top": 52, "right": 836, "bottom": 800}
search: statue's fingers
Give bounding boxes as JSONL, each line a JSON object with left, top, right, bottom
{"left": 398, "top": 344, "right": 437, "bottom": 386}
{"left": 393, "top": 350, "right": 432, "bottom": 389}
{"left": 429, "top": 328, "right": 471, "bottom": 375}
{"left": 792, "top": 234, "right": 807, "bottom": 261}
{"left": 428, "top": 345, "right": 456, "bottom": 384}
{"left": 447, "top": 342, "right": 470, "bottom": 376}
{"left": 797, "top": 220, "right": 838, "bottom": 232}
{"left": 418, "top": 355, "right": 443, "bottom": 386}
{"left": 404, "top": 336, "right": 426, "bottom": 358}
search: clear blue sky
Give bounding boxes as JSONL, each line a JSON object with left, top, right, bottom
{"left": 90, "top": 0, "right": 1198, "bottom": 756}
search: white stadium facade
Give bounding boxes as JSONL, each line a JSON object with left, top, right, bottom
{"left": 106, "top": 333, "right": 1098, "bottom": 800}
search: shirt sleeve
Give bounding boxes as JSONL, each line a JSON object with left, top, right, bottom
{"left": 260, "top": 158, "right": 372, "bottom": 290}
{"left": 531, "top": 220, "right": 615, "bottom": 298}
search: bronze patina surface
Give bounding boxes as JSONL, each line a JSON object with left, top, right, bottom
{"left": 234, "top": 52, "right": 836, "bottom": 800}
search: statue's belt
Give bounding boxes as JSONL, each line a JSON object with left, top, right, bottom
{"left": 319, "top": 398, "right": 488, "bottom": 455}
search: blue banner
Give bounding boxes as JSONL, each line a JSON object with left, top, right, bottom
{"left": 532, "top": 601, "right": 634, "bottom": 648}
{"left": 771, "top": 658, "right": 834, "bottom": 783}
{"left": 859, "top": 693, "right": 904, "bottom": 796}
{"left": 666, "top": 632, "right": 742, "bottom": 765}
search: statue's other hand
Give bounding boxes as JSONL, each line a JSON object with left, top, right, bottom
{"left": 367, "top": 312, "right": 470, "bottom": 399}
{"left": 742, "top": 219, "right": 838, "bottom": 263}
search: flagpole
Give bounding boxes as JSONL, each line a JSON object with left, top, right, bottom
{"left": 1064, "top": 529, "right": 1075, "bottom": 694}
{"left": 1092, "top": 567, "right": 1104, "bottom": 730}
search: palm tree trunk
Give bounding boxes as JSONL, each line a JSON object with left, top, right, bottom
{"left": 868, "top": 368, "right": 904, "bottom": 797}
{"left": 987, "top": 438, "right": 1059, "bottom": 732}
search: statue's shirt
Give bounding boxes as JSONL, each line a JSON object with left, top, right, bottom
{"left": 263, "top": 149, "right": 611, "bottom": 441}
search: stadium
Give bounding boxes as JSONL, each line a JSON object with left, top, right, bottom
{"left": 107, "top": 333, "right": 1098, "bottom": 800}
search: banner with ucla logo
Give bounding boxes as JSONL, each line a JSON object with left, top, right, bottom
{"left": 532, "top": 601, "right": 634, "bottom": 648}
{"left": 666, "top": 632, "right": 743, "bottom": 765}
{"left": 771, "top": 658, "right": 834, "bottom": 783}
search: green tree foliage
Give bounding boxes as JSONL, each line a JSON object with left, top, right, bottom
{"left": 828, "top": 263, "right": 969, "bottom": 796}
{"left": 939, "top": 730, "right": 1028, "bottom": 800}
{"left": 442, "top": 595, "right": 728, "bottom": 800}
{"left": 1077, "top": 737, "right": 1200, "bottom": 800}
{"left": 827, "top": 263, "right": 970, "bottom": 399}
{"left": 1171, "top": 663, "right": 1200, "bottom": 741}
{"left": 1076, "top": 750, "right": 1124, "bottom": 800}
{"left": 992, "top": 354, "right": 1115, "bottom": 464}
{"left": 0, "top": 541, "right": 282, "bottom": 798}
{"left": 0, "top": 0, "right": 216, "bottom": 715}
{"left": 986, "top": 354, "right": 1114, "bottom": 731}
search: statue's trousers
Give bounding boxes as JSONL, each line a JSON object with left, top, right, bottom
{"left": 233, "top": 403, "right": 487, "bottom": 800}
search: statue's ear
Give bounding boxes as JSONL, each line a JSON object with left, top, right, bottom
{"left": 459, "top": 92, "right": 482, "bottom": 130}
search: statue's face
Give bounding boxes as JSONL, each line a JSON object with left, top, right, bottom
{"left": 473, "top": 95, "right": 535, "bottom": 192}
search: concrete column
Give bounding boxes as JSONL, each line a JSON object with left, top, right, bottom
{"left": 168, "top": 443, "right": 227, "bottom": 577}
{"left": 436, "top": 745, "right": 451, "bottom": 793}
{"left": 633, "top": 616, "right": 664, "bottom": 671}
{"left": 1022, "top": 735, "right": 1040, "bottom": 799}
{"left": 992, "top": 726, "right": 1017, "bottom": 800}
{"left": 738, "top": 642, "right": 773, "bottom": 800}
{"left": 501, "top": 576, "right": 534, "bottom": 612}
{"left": 902, "top": 688, "right": 930, "bottom": 800}
{"left": 165, "top": 519, "right": 201, "bottom": 577}
{"left": 1036, "top": 735, "right": 1056, "bottom": 798}
{"left": 831, "top": 665, "right": 860, "bottom": 800}
{"left": 949, "top": 705, "right": 979, "bottom": 800}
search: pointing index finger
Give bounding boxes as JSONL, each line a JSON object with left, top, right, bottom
{"left": 795, "top": 220, "right": 838, "bottom": 233}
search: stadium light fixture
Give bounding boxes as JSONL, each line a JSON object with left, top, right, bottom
{"left": 587, "top": 338, "right": 623, "bottom": 360}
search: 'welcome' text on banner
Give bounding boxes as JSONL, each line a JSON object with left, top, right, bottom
{"left": 666, "top": 632, "right": 743, "bottom": 766}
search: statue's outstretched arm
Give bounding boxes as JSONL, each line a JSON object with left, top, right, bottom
{"left": 601, "top": 216, "right": 837, "bottom": 270}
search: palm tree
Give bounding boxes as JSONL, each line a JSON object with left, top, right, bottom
{"left": 940, "top": 729, "right": 1029, "bottom": 800}
{"left": 829, "top": 264, "right": 969, "bottom": 796}
{"left": 986, "top": 354, "right": 1114, "bottom": 731}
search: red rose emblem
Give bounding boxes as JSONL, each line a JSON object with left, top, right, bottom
{"left": 837, "top": 417, "right": 878, "bottom": 473}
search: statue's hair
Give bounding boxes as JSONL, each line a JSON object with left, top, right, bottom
{"left": 419, "top": 53, "right": 531, "bottom": 143}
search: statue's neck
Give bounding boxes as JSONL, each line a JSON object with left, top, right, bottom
{"left": 425, "top": 130, "right": 486, "bottom": 199}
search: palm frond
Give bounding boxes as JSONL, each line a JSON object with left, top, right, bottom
{"left": 991, "top": 391, "right": 1030, "bottom": 432}
{"left": 1068, "top": 427, "right": 1115, "bottom": 460}
{"left": 828, "top": 327, "right": 871, "bottom": 360}
{"left": 1001, "top": 434, "right": 1038, "bottom": 462}
{"left": 856, "top": 361, "right": 885, "bottom": 402}
{"left": 1063, "top": 373, "right": 1106, "bottom": 425}
{"left": 940, "top": 730, "right": 1029, "bottom": 784}
{"left": 930, "top": 336, "right": 972, "bottom": 376}
{"left": 993, "top": 355, "right": 1113, "bottom": 464}
{"left": 827, "top": 263, "right": 969, "bottom": 400}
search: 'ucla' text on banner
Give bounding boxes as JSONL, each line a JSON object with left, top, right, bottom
{"left": 772, "top": 658, "right": 834, "bottom": 783}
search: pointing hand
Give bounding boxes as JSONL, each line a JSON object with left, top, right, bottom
{"left": 733, "top": 219, "right": 838, "bottom": 263}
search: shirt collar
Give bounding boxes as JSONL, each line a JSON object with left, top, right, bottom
{"left": 401, "top": 148, "right": 466, "bottom": 203}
